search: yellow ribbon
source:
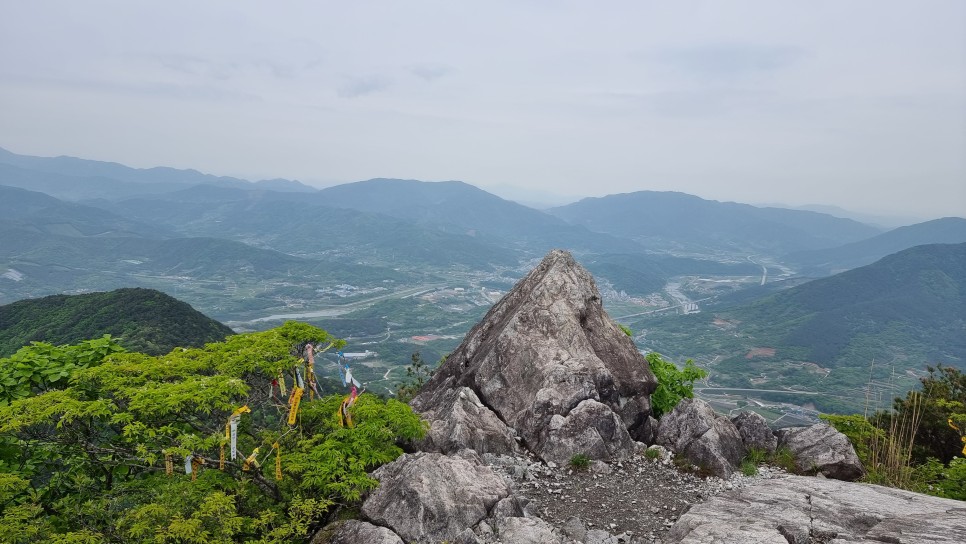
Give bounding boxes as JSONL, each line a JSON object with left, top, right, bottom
{"left": 306, "top": 364, "right": 316, "bottom": 401}
{"left": 273, "top": 442, "right": 282, "bottom": 480}
{"left": 242, "top": 447, "right": 260, "bottom": 472}
{"left": 337, "top": 395, "right": 355, "bottom": 428}
{"left": 288, "top": 387, "right": 304, "bottom": 426}
{"left": 277, "top": 370, "right": 287, "bottom": 397}
{"left": 191, "top": 456, "right": 203, "bottom": 481}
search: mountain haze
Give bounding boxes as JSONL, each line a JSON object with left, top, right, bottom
{"left": 0, "top": 146, "right": 315, "bottom": 201}
{"left": 313, "top": 178, "right": 645, "bottom": 255}
{"left": 549, "top": 191, "right": 882, "bottom": 254}
{"left": 786, "top": 217, "right": 966, "bottom": 275}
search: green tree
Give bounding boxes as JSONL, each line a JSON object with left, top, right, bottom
{"left": 396, "top": 351, "right": 437, "bottom": 403}
{"left": 0, "top": 335, "right": 124, "bottom": 405}
{"left": 646, "top": 352, "right": 707, "bottom": 418}
{"left": 0, "top": 322, "right": 425, "bottom": 543}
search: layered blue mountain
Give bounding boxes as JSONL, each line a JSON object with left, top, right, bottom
{"left": 548, "top": 191, "right": 882, "bottom": 254}
{"left": 0, "top": 146, "right": 314, "bottom": 200}
{"left": 0, "top": 185, "right": 164, "bottom": 238}
{"left": 785, "top": 217, "right": 966, "bottom": 275}
{"left": 310, "top": 178, "right": 645, "bottom": 255}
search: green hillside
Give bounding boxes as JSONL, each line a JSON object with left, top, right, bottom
{"left": 633, "top": 243, "right": 966, "bottom": 413}
{"left": 0, "top": 287, "right": 234, "bottom": 355}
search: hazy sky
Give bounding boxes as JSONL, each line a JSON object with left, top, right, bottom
{"left": 1, "top": 1, "right": 964, "bottom": 219}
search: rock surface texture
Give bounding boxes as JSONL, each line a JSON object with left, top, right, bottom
{"left": 411, "top": 249, "right": 657, "bottom": 464}
{"left": 360, "top": 451, "right": 512, "bottom": 543}
{"left": 310, "top": 520, "right": 403, "bottom": 544}
{"left": 666, "top": 475, "right": 966, "bottom": 544}
{"left": 731, "top": 410, "right": 777, "bottom": 454}
{"left": 413, "top": 386, "right": 521, "bottom": 455}
{"left": 656, "top": 398, "right": 746, "bottom": 478}
{"left": 777, "top": 423, "right": 865, "bottom": 481}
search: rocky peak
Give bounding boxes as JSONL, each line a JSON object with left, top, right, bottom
{"left": 412, "top": 249, "right": 657, "bottom": 463}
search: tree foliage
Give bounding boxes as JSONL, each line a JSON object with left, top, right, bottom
{"left": 395, "top": 351, "right": 437, "bottom": 404}
{"left": 646, "top": 352, "right": 707, "bottom": 418}
{"left": 0, "top": 288, "right": 234, "bottom": 357}
{"left": 822, "top": 365, "right": 966, "bottom": 500}
{"left": 0, "top": 321, "right": 426, "bottom": 543}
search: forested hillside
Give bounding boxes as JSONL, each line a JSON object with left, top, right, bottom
{"left": 0, "top": 288, "right": 234, "bottom": 355}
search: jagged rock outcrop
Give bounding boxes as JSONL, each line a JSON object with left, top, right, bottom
{"left": 360, "top": 450, "right": 513, "bottom": 543}
{"left": 310, "top": 520, "right": 403, "bottom": 544}
{"left": 411, "top": 250, "right": 657, "bottom": 464}
{"left": 413, "top": 386, "right": 520, "bottom": 455}
{"left": 776, "top": 423, "right": 864, "bottom": 481}
{"left": 666, "top": 475, "right": 966, "bottom": 543}
{"left": 731, "top": 410, "right": 777, "bottom": 454}
{"left": 656, "top": 398, "right": 746, "bottom": 477}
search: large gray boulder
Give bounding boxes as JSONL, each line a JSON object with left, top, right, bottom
{"left": 667, "top": 475, "right": 966, "bottom": 543}
{"left": 411, "top": 250, "right": 657, "bottom": 464}
{"left": 413, "top": 386, "right": 520, "bottom": 456}
{"left": 310, "top": 520, "right": 403, "bottom": 544}
{"left": 776, "top": 423, "right": 864, "bottom": 481}
{"left": 656, "top": 398, "right": 746, "bottom": 477}
{"left": 731, "top": 410, "right": 777, "bottom": 454}
{"left": 361, "top": 451, "right": 512, "bottom": 543}
{"left": 541, "top": 399, "right": 635, "bottom": 463}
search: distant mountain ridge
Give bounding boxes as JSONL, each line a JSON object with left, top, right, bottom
{"left": 312, "top": 178, "right": 645, "bottom": 255}
{"left": 0, "top": 287, "right": 234, "bottom": 356}
{"left": 786, "top": 217, "right": 966, "bottom": 275}
{"left": 548, "top": 191, "right": 883, "bottom": 254}
{"left": 0, "top": 146, "right": 316, "bottom": 200}
{"left": 0, "top": 184, "right": 166, "bottom": 238}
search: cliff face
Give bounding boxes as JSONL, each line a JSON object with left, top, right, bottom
{"left": 412, "top": 249, "right": 657, "bottom": 463}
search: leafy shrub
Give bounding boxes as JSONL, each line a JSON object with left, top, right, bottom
{"left": 741, "top": 459, "right": 758, "bottom": 476}
{"left": 618, "top": 324, "right": 633, "bottom": 337}
{"left": 0, "top": 322, "right": 426, "bottom": 543}
{"left": 647, "top": 353, "right": 708, "bottom": 418}
{"left": 569, "top": 454, "right": 590, "bottom": 470}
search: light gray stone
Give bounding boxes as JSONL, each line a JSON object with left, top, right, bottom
{"left": 731, "top": 410, "right": 777, "bottom": 454}
{"left": 776, "top": 423, "right": 864, "bottom": 481}
{"left": 361, "top": 451, "right": 510, "bottom": 543}
{"left": 560, "top": 516, "right": 587, "bottom": 542}
{"left": 411, "top": 250, "right": 657, "bottom": 464}
{"left": 495, "top": 517, "right": 563, "bottom": 543}
{"left": 666, "top": 475, "right": 966, "bottom": 544}
{"left": 540, "top": 399, "right": 635, "bottom": 464}
{"left": 454, "top": 528, "right": 482, "bottom": 544}
{"left": 310, "top": 520, "right": 403, "bottom": 544}
{"left": 414, "top": 386, "right": 520, "bottom": 456}
{"left": 656, "top": 398, "right": 746, "bottom": 477}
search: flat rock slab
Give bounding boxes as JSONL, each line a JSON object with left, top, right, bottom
{"left": 666, "top": 475, "right": 966, "bottom": 544}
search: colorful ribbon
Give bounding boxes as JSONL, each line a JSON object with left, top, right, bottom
{"left": 288, "top": 386, "right": 304, "bottom": 426}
